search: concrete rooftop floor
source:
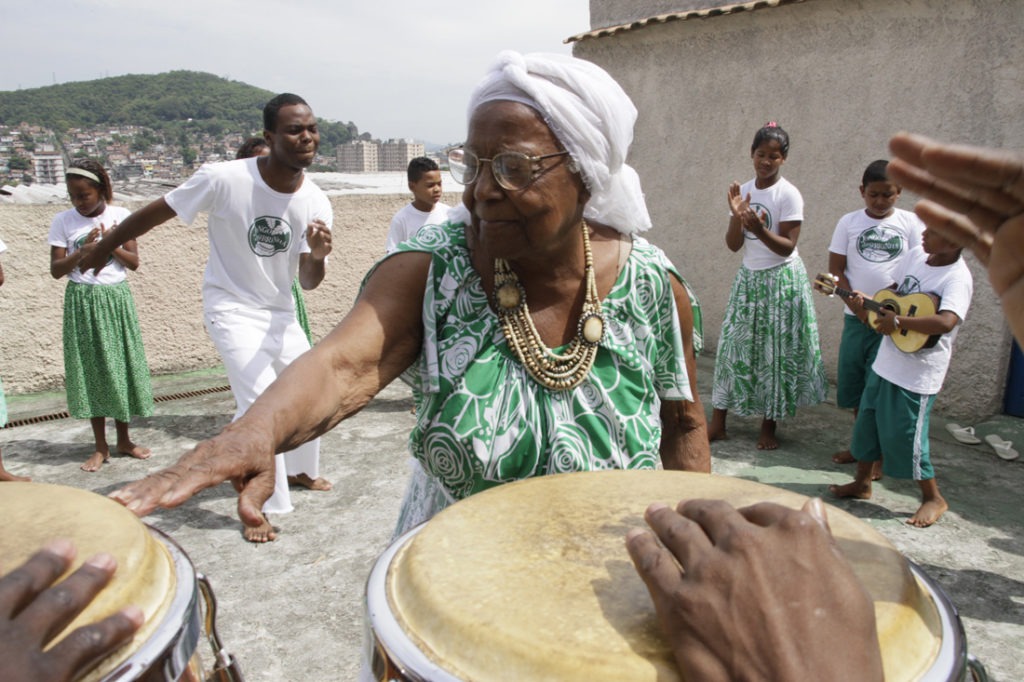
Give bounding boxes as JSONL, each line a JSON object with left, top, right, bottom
{"left": 1, "top": 355, "right": 1021, "bottom": 681}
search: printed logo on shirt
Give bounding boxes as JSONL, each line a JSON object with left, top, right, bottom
{"left": 248, "top": 216, "right": 292, "bottom": 257}
{"left": 897, "top": 274, "right": 922, "bottom": 295}
{"left": 742, "top": 203, "right": 772, "bottom": 240}
{"left": 856, "top": 226, "right": 904, "bottom": 262}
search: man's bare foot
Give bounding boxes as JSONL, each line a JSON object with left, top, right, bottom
{"left": 117, "top": 442, "right": 152, "bottom": 460}
{"left": 908, "top": 497, "right": 948, "bottom": 527}
{"left": 243, "top": 514, "right": 277, "bottom": 543}
{"left": 0, "top": 468, "right": 30, "bottom": 482}
{"left": 81, "top": 450, "right": 109, "bottom": 472}
{"left": 287, "top": 473, "right": 332, "bottom": 491}
{"left": 832, "top": 449, "right": 855, "bottom": 463}
{"left": 756, "top": 420, "right": 778, "bottom": 450}
{"left": 829, "top": 480, "right": 872, "bottom": 499}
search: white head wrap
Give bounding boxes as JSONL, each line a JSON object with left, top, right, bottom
{"left": 461, "top": 50, "right": 652, "bottom": 234}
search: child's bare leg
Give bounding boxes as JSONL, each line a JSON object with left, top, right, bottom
{"left": 832, "top": 409, "right": 858, "bottom": 463}
{"left": 708, "top": 408, "right": 728, "bottom": 441}
{"left": 0, "top": 450, "right": 30, "bottom": 482}
{"left": 908, "top": 478, "right": 948, "bottom": 527}
{"left": 870, "top": 457, "right": 883, "bottom": 481}
{"left": 829, "top": 461, "right": 875, "bottom": 499}
{"left": 82, "top": 417, "right": 110, "bottom": 472}
{"left": 114, "top": 420, "right": 151, "bottom": 460}
{"left": 287, "top": 473, "right": 333, "bottom": 491}
{"left": 757, "top": 418, "right": 778, "bottom": 450}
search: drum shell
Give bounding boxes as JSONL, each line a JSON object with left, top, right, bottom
{"left": 363, "top": 470, "right": 982, "bottom": 682}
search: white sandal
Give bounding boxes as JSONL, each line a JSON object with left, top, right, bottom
{"left": 945, "top": 423, "right": 982, "bottom": 445}
{"left": 984, "top": 434, "right": 1019, "bottom": 461}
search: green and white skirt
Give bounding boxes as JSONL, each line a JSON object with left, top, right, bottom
{"left": 711, "top": 258, "right": 827, "bottom": 420}
{"left": 63, "top": 281, "right": 154, "bottom": 422}
{"left": 291, "top": 277, "right": 313, "bottom": 346}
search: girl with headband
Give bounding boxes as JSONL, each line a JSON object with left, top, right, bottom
{"left": 47, "top": 159, "right": 154, "bottom": 471}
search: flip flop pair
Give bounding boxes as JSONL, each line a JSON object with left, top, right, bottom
{"left": 984, "top": 434, "right": 1019, "bottom": 461}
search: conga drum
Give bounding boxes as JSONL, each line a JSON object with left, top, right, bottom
{"left": 365, "top": 470, "right": 986, "bottom": 682}
{"left": 0, "top": 482, "right": 243, "bottom": 681}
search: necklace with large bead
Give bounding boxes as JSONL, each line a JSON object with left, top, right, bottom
{"left": 492, "top": 220, "right": 606, "bottom": 391}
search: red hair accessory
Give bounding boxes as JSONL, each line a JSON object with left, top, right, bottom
{"left": 764, "top": 121, "right": 778, "bottom": 128}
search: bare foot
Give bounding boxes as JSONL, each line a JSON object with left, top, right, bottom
{"left": 117, "top": 442, "right": 152, "bottom": 460}
{"left": 756, "top": 420, "right": 778, "bottom": 450}
{"left": 831, "top": 449, "right": 855, "bottom": 464}
{"left": 708, "top": 409, "right": 728, "bottom": 442}
{"left": 81, "top": 450, "right": 110, "bottom": 472}
{"left": 907, "top": 497, "right": 948, "bottom": 527}
{"left": 243, "top": 514, "right": 278, "bottom": 543}
{"left": 288, "top": 473, "right": 333, "bottom": 491}
{"left": 829, "top": 480, "right": 872, "bottom": 499}
{"left": 0, "top": 468, "right": 30, "bottom": 482}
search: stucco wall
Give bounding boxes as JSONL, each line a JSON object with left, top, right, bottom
{"left": 0, "top": 193, "right": 463, "bottom": 396}
{"left": 576, "top": 0, "right": 1022, "bottom": 420}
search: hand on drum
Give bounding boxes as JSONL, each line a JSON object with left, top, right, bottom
{"left": 0, "top": 539, "right": 143, "bottom": 682}
{"left": 108, "top": 429, "right": 277, "bottom": 534}
{"left": 626, "top": 498, "right": 883, "bottom": 682}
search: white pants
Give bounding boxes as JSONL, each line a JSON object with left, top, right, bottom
{"left": 204, "top": 306, "right": 320, "bottom": 515}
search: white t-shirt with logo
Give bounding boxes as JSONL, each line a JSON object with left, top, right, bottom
{"left": 47, "top": 205, "right": 132, "bottom": 285}
{"left": 385, "top": 202, "right": 451, "bottom": 254}
{"left": 737, "top": 176, "right": 804, "bottom": 271}
{"left": 828, "top": 207, "right": 925, "bottom": 316}
{"left": 871, "top": 248, "right": 973, "bottom": 395}
{"left": 166, "top": 158, "right": 332, "bottom": 313}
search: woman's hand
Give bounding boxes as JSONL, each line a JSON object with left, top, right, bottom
{"left": 0, "top": 540, "right": 143, "bottom": 682}
{"left": 109, "top": 425, "right": 277, "bottom": 533}
{"left": 626, "top": 498, "right": 882, "bottom": 682}
{"left": 888, "top": 132, "right": 1024, "bottom": 343}
{"left": 727, "top": 183, "right": 762, "bottom": 235}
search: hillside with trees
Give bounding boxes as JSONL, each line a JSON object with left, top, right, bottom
{"left": 0, "top": 71, "right": 362, "bottom": 156}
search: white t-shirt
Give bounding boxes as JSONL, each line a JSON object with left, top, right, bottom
{"left": 872, "top": 248, "right": 973, "bottom": 395}
{"left": 385, "top": 202, "right": 451, "bottom": 254}
{"left": 166, "top": 158, "right": 332, "bottom": 313}
{"left": 47, "top": 205, "right": 131, "bottom": 285}
{"left": 738, "top": 177, "right": 804, "bottom": 271}
{"left": 828, "top": 207, "right": 925, "bottom": 316}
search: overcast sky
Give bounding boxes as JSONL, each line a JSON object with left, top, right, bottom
{"left": 0, "top": 1, "right": 590, "bottom": 146}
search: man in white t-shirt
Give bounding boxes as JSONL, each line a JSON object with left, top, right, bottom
{"left": 385, "top": 156, "right": 450, "bottom": 254}
{"left": 825, "top": 160, "right": 924, "bottom": 469}
{"left": 82, "top": 93, "right": 333, "bottom": 543}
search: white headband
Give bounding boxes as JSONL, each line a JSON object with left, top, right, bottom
{"left": 66, "top": 167, "right": 101, "bottom": 184}
{"left": 464, "top": 50, "right": 651, "bottom": 234}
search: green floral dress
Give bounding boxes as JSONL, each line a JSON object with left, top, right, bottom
{"left": 382, "top": 222, "right": 702, "bottom": 531}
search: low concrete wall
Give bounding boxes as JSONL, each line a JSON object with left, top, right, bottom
{"left": 0, "top": 193, "right": 463, "bottom": 395}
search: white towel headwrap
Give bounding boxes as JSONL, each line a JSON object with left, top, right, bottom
{"left": 463, "top": 50, "right": 652, "bottom": 234}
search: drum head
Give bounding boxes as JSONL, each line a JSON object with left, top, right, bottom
{"left": 0, "top": 482, "right": 176, "bottom": 681}
{"left": 383, "top": 470, "right": 942, "bottom": 681}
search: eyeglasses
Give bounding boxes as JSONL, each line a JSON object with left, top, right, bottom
{"left": 448, "top": 147, "right": 570, "bottom": 191}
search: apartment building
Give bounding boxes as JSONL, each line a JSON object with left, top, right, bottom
{"left": 337, "top": 140, "right": 379, "bottom": 172}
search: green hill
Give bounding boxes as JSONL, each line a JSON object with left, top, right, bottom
{"left": 0, "top": 71, "right": 360, "bottom": 153}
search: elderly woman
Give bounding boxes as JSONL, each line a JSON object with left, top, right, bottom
{"left": 110, "top": 51, "right": 710, "bottom": 538}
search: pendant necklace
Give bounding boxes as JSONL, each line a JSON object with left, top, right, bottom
{"left": 492, "top": 220, "right": 606, "bottom": 391}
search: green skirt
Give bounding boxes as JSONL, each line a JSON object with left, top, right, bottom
{"left": 63, "top": 281, "right": 154, "bottom": 421}
{"left": 711, "top": 258, "right": 827, "bottom": 420}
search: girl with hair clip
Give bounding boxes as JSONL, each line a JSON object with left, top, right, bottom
{"left": 709, "top": 122, "right": 827, "bottom": 449}
{"left": 48, "top": 159, "right": 154, "bottom": 471}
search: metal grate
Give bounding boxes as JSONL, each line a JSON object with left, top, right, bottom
{"left": 2, "top": 385, "right": 232, "bottom": 430}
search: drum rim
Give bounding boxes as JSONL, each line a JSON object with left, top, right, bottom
{"left": 365, "top": 524, "right": 464, "bottom": 682}
{"left": 910, "top": 562, "right": 969, "bottom": 682}
{"left": 100, "top": 526, "right": 203, "bottom": 681}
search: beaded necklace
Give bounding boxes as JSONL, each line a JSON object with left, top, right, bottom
{"left": 492, "top": 220, "right": 606, "bottom": 391}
